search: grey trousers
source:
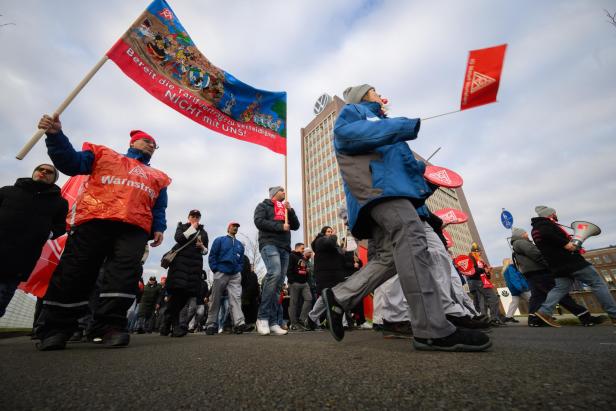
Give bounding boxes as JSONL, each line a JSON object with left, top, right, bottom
{"left": 331, "top": 199, "right": 455, "bottom": 339}
{"left": 288, "top": 282, "right": 312, "bottom": 324}
{"left": 205, "top": 272, "right": 244, "bottom": 327}
{"left": 467, "top": 279, "right": 501, "bottom": 320}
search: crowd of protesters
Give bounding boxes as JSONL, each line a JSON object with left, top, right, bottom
{"left": 1, "top": 85, "right": 615, "bottom": 353}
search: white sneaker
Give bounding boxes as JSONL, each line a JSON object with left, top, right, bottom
{"left": 256, "top": 319, "right": 270, "bottom": 335}
{"left": 269, "top": 325, "right": 288, "bottom": 335}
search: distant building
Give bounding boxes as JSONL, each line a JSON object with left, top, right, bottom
{"left": 300, "top": 94, "right": 488, "bottom": 261}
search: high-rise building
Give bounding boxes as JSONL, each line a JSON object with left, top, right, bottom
{"left": 300, "top": 95, "right": 488, "bottom": 262}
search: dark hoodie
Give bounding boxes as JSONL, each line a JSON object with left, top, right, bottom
{"left": 0, "top": 178, "right": 68, "bottom": 279}
{"left": 530, "top": 217, "right": 589, "bottom": 277}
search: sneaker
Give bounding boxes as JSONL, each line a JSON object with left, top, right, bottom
{"left": 372, "top": 323, "right": 384, "bottom": 332}
{"left": 289, "top": 324, "right": 305, "bottom": 332}
{"left": 233, "top": 324, "right": 246, "bottom": 334}
{"left": 322, "top": 288, "right": 345, "bottom": 342}
{"left": 446, "top": 315, "right": 491, "bottom": 330}
{"left": 269, "top": 324, "right": 288, "bottom": 335}
{"left": 243, "top": 323, "right": 255, "bottom": 332}
{"left": 303, "top": 318, "right": 317, "bottom": 331}
{"left": 413, "top": 328, "right": 492, "bottom": 352}
{"left": 504, "top": 317, "right": 520, "bottom": 323}
{"left": 382, "top": 319, "right": 413, "bottom": 339}
{"left": 36, "top": 332, "right": 69, "bottom": 351}
{"left": 102, "top": 330, "right": 130, "bottom": 348}
{"left": 535, "top": 311, "right": 561, "bottom": 328}
{"left": 527, "top": 314, "right": 547, "bottom": 327}
{"left": 489, "top": 319, "right": 507, "bottom": 327}
{"left": 205, "top": 326, "right": 217, "bottom": 335}
{"left": 136, "top": 328, "right": 146, "bottom": 334}
{"left": 256, "top": 319, "right": 270, "bottom": 336}
{"left": 68, "top": 330, "right": 85, "bottom": 343}
{"left": 579, "top": 312, "right": 607, "bottom": 327}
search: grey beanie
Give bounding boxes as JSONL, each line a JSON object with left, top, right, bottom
{"left": 33, "top": 163, "right": 59, "bottom": 183}
{"left": 535, "top": 205, "right": 556, "bottom": 218}
{"left": 343, "top": 84, "right": 374, "bottom": 104}
{"left": 511, "top": 227, "right": 526, "bottom": 239}
{"left": 269, "top": 186, "right": 284, "bottom": 198}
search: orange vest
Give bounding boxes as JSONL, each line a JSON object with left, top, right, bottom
{"left": 73, "top": 144, "right": 171, "bottom": 233}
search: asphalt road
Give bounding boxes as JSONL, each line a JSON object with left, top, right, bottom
{"left": 1, "top": 323, "right": 615, "bottom": 410}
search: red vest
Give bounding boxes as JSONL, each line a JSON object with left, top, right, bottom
{"left": 73, "top": 144, "right": 171, "bottom": 233}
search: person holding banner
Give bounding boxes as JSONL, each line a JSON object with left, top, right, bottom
{"left": 33, "top": 114, "right": 171, "bottom": 350}
{"left": 321, "top": 84, "right": 491, "bottom": 351}
{"left": 0, "top": 164, "right": 68, "bottom": 318}
{"left": 254, "top": 186, "right": 300, "bottom": 336}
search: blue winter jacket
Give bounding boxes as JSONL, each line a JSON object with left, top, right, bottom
{"left": 45, "top": 130, "right": 168, "bottom": 234}
{"left": 503, "top": 265, "right": 529, "bottom": 296}
{"left": 333, "top": 101, "right": 433, "bottom": 239}
{"left": 208, "top": 235, "right": 245, "bottom": 274}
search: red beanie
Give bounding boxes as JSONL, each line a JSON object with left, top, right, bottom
{"left": 129, "top": 130, "right": 157, "bottom": 146}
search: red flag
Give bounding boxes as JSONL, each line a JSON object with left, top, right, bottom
{"left": 434, "top": 208, "right": 468, "bottom": 226}
{"left": 442, "top": 229, "right": 454, "bottom": 248}
{"left": 460, "top": 44, "right": 507, "bottom": 111}
{"left": 453, "top": 255, "right": 475, "bottom": 276}
{"left": 424, "top": 165, "right": 463, "bottom": 188}
{"left": 18, "top": 175, "right": 88, "bottom": 297}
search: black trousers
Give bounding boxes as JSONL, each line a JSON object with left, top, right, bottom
{"left": 163, "top": 289, "right": 191, "bottom": 331}
{"left": 35, "top": 220, "right": 148, "bottom": 337}
{"left": 525, "top": 270, "right": 587, "bottom": 315}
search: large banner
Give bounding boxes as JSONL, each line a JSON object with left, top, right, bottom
{"left": 460, "top": 44, "right": 507, "bottom": 111}
{"left": 107, "top": 0, "right": 287, "bottom": 155}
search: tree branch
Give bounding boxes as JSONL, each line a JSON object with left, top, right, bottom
{"left": 606, "top": 9, "right": 616, "bottom": 28}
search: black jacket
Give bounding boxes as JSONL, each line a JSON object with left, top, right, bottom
{"left": 254, "top": 199, "right": 300, "bottom": 251}
{"left": 0, "top": 178, "right": 68, "bottom": 280}
{"left": 531, "top": 217, "right": 589, "bottom": 277}
{"left": 287, "top": 250, "right": 308, "bottom": 284}
{"left": 311, "top": 234, "right": 347, "bottom": 293}
{"left": 139, "top": 282, "right": 162, "bottom": 314}
{"left": 241, "top": 256, "right": 260, "bottom": 304}
{"left": 166, "top": 222, "right": 209, "bottom": 294}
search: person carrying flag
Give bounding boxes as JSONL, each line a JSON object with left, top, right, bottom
{"left": 34, "top": 114, "right": 171, "bottom": 350}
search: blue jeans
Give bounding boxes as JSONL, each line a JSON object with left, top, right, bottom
{"left": 258, "top": 245, "right": 289, "bottom": 324}
{"left": 0, "top": 276, "right": 21, "bottom": 318}
{"left": 538, "top": 265, "right": 616, "bottom": 318}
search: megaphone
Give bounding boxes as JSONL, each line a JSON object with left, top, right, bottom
{"left": 571, "top": 220, "right": 601, "bottom": 249}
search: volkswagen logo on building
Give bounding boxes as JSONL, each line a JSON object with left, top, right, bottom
{"left": 313, "top": 93, "right": 332, "bottom": 115}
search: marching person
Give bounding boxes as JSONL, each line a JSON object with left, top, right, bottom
{"left": 204, "top": 222, "right": 246, "bottom": 335}
{"left": 321, "top": 84, "right": 490, "bottom": 351}
{"left": 510, "top": 227, "right": 603, "bottom": 327}
{"left": 136, "top": 276, "right": 161, "bottom": 333}
{"left": 254, "top": 186, "right": 300, "bottom": 336}
{"left": 501, "top": 259, "right": 529, "bottom": 323}
{"left": 34, "top": 114, "right": 170, "bottom": 350}
{"left": 531, "top": 206, "right": 616, "bottom": 327}
{"left": 286, "top": 242, "right": 312, "bottom": 331}
{"left": 0, "top": 164, "right": 68, "bottom": 317}
{"left": 160, "top": 209, "right": 209, "bottom": 337}
{"left": 467, "top": 243, "right": 505, "bottom": 326}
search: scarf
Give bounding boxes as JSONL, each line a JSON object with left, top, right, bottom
{"left": 272, "top": 199, "right": 286, "bottom": 221}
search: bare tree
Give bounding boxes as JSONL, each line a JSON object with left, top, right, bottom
{"left": 0, "top": 14, "right": 16, "bottom": 28}
{"left": 238, "top": 232, "right": 266, "bottom": 280}
{"left": 606, "top": 9, "right": 616, "bottom": 28}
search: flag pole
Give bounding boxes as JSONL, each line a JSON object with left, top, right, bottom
{"left": 16, "top": 55, "right": 109, "bottom": 160}
{"left": 421, "top": 109, "right": 461, "bottom": 122}
{"left": 284, "top": 153, "right": 289, "bottom": 225}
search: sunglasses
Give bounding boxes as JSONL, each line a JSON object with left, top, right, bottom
{"left": 139, "top": 139, "right": 160, "bottom": 149}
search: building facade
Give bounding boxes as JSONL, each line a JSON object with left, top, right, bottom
{"left": 300, "top": 95, "right": 488, "bottom": 261}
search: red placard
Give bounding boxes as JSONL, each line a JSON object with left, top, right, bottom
{"left": 453, "top": 254, "right": 475, "bottom": 276}
{"left": 460, "top": 44, "right": 507, "bottom": 110}
{"left": 442, "top": 229, "right": 454, "bottom": 248}
{"left": 424, "top": 165, "right": 463, "bottom": 188}
{"left": 434, "top": 208, "right": 468, "bottom": 225}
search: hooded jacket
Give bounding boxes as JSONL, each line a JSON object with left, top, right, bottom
{"left": 254, "top": 199, "right": 300, "bottom": 251}
{"left": 510, "top": 231, "right": 549, "bottom": 274}
{"left": 333, "top": 101, "right": 433, "bottom": 239}
{"left": 530, "top": 217, "right": 589, "bottom": 277}
{"left": 0, "top": 178, "right": 68, "bottom": 280}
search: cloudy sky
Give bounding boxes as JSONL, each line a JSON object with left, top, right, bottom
{"left": 1, "top": 0, "right": 615, "bottom": 278}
